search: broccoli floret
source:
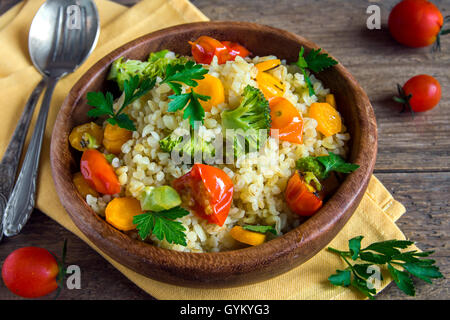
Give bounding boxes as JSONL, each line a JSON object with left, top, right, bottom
{"left": 107, "top": 50, "right": 189, "bottom": 91}
{"left": 159, "top": 132, "right": 215, "bottom": 160}
{"left": 296, "top": 156, "right": 327, "bottom": 180}
{"left": 221, "top": 85, "right": 271, "bottom": 157}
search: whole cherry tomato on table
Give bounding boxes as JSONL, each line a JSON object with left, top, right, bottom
{"left": 394, "top": 74, "right": 441, "bottom": 113}
{"left": 285, "top": 171, "right": 323, "bottom": 216}
{"left": 2, "top": 246, "right": 63, "bottom": 298}
{"left": 388, "top": 0, "right": 447, "bottom": 49}
{"left": 80, "top": 149, "right": 121, "bottom": 195}
{"left": 172, "top": 164, "right": 234, "bottom": 226}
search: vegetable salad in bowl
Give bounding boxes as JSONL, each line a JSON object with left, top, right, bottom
{"left": 69, "top": 36, "right": 358, "bottom": 253}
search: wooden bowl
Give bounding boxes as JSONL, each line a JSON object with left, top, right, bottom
{"left": 50, "top": 21, "right": 377, "bottom": 288}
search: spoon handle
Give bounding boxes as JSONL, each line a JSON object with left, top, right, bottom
{"left": 2, "top": 77, "right": 59, "bottom": 237}
{"left": 0, "top": 79, "right": 46, "bottom": 241}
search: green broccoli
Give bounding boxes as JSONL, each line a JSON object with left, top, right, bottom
{"left": 296, "top": 156, "right": 327, "bottom": 180}
{"left": 159, "top": 132, "right": 215, "bottom": 160}
{"left": 221, "top": 85, "right": 271, "bottom": 157}
{"left": 107, "top": 50, "right": 189, "bottom": 91}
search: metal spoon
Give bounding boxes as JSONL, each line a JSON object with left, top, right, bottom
{"left": 2, "top": 0, "right": 99, "bottom": 237}
{"left": 0, "top": 80, "right": 46, "bottom": 241}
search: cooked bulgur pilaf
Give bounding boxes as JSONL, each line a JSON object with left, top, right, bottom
{"left": 73, "top": 37, "right": 353, "bottom": 253}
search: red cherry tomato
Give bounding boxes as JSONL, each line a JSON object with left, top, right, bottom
{"left": 388, "top": 0, "right": 444, "bottom": 48}
{"left": 2, "top": 247, "right": 60, "bottom": 298}
{"left": 401, "top": 75, "right": 441, "bottom": 112}
{"left": 172, "top": 164, "right": 234, "bottom": 226}
{"left": 221, "top": 41, "right": 251, "bottom": 60}
{"left": 269, "top": 97, "right": 304, "bottom": 144}
{"left": 285, "top": 171, "right": 322, "bottom": 216}
{"left": 80, "top": 149, "right": 121, "bottom": 195}
{"left": 189, "top": 36, "right": 250, "bottom": 65}
{"left": 189, "top": 36, "right": 231, "bottom": 64}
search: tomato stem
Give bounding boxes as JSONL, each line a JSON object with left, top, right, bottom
{"left": 393, "top": 83, "right": 414, "bottom": 118}
{"left": 53, "top": 239, "right": 68, "bottom": 299}
{"left": 433, "top": 16, "right": 450, "bottom": 52}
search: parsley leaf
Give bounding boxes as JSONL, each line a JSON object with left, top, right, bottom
{"left": 162, "top": 61, "right": 209, "bottom": 94}
{"left": 327, "top": 236, "right": 443, "bottom": 298}
{"left": 168, "top": 90, "right": 210, "bottom": 127}
{"left": 242, "top": 225, "right": 277, "bottom": 235}
{"left": 87, "top": 75, "right": 155, "bottom": 131}
{"left": 304, "top": 48, "right": 339, "bottom": 72}
{"left": 349, "top": 235, "right": 363, "bottom": 260}
{"left": 132, "top": 206, "right": 189, "bottom": 246}
{"left": 328, "top": 269, "right": 351, "bottom": 287}
{"left": 162, "top": 61, "right": 210, "bottom": 127}
{"left": 294, "top": 46, "right": 338, "bottom": 96}
{"left": 316, "top": 152, "right": 360, "bottom": 177}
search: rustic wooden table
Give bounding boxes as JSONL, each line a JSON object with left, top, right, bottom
{"left": 0, "top": 0, "right": 448, "bottom": 300}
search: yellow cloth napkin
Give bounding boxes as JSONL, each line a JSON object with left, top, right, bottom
{"left": 0, "top": 0, "right": 412, "bottom": 300}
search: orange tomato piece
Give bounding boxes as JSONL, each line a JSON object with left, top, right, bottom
{"left": 80, "top": 149, "right": 121, "bottom": 195}
{"left": 256, "top": 71, "right": 285, "bottom": 100}
{"left": 68, "top": 122, "right": 103, "bottom": 151}
{"left": 255, "top": 59, "right": 281, "bottom": 72}
{"left": 229, "top": 226, "right": 266, "bottom": 246}
{"left": 72, "top": 172, "right": 99, "bottom": 198}
{"left": 308, "top": 102, "right": 342, "bottom": 137}
{"left": 325, "top": 94, "right": 336, "bottom": 108}
{"left": 270, "top": 97, "right": 303, "bottom": 144}
{"left": 105, "top": 197, "right": 142, "bottom": 231}
{"left": 191, "top": 74, "right": 225, "bottom": 112}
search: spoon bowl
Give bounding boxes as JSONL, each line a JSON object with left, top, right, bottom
{"left": 28, "top": 0, "right": 99, "bottom": 77}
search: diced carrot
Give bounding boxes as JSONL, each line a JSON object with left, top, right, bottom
{"left": 229, "top": 226, "right": 266, "bottom": 246}
{"left": 255, "top": 59, "right": 281, "bottom": 72}
{"left": 269, "top": 97, "right": 303, "bottom": 144}
{"left": 192, "top": 74, "right": 225, "bottom": 112}
{"left": 105, "top": 197, "right": 143, "bottom": 231}
{"left": 308, "top": 102, "right": 342, "bottom": 137}
{"left": 103, "top": 123, "right": 132, "bottom": 154}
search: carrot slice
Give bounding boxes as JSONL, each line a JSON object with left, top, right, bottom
{"left": 308, "top": 102, "right": 342, "bottom": 137}
{"left": 105, "top": 197, "right": 143, "bottom": 231}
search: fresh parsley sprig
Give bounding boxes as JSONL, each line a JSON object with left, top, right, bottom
{"left": 132, "top": 206, "right": 190, "bottom": 246}
{"left": 161, "top": 61, "right": 210, "bottom": 127}
{"left": 328, "top": 236, "right": 443, "bottom": 299}
{"left": 294, "top": 47, "right": 338, "bottom": 96}
{"left": 316, "top": 152, "right": 360, "bottom": 177}
{"left": 87, "top": 75, "right": 155, "bottom": 131}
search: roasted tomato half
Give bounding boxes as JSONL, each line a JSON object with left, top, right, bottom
{"left": 172, "top": 164, "right": 234, "bottom": 226}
